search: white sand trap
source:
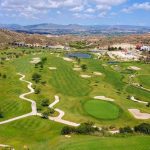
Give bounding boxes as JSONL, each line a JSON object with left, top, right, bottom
{"left": 94, "top": 96, "right": 114, "bottom": 102}
{"left": 128, "top": 66, "right": 141, "bottom": 70}
{"left": 130, "top": 96, "right": 148, "bottom": 104}
{"left": 65, "top": 135, "right": 71, "bottom": 138}
{"left": 128, "top": 109, "right": 150, "bottom": 119}
{"left": 80, "top": 75, "right": 91, "bottom": 78}
{"left": 49, "top": 67, "right": 57, "bottom": 70}
{"left": 30, "top": 57, "right": 41, "bottom": 64}
{"left": 74, "top": 65, "right": 80, "bottom": 68}
{"left": 63, "top": 57, "right": 74, "bottom": 62}
{"left": 73, "top": 68, "right": 81, "bottom": 71}
{"left": 102, "top": 64, "right": 108, "bottom": 67}
{"left": 93, "top": 72, "right": 102, "bottom": 76}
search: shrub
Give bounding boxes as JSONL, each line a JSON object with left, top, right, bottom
{"left": 32, "top": 73, "right": 41, "bottom": 83}
{"left": 0, "top": 108, "right": 4, "bottom": 118}
{"left": 61, "top": 126, "right": 76, "bottom": 135}
{"left": 119, "top": 126, "right": 133, "bottom": 134}
{"left": 41, "top": 108, "right": 55, "bottom": 119}
{"left": 41, "top": 99, "right": 49, "bottom": 107}
{"left": 35, "top": 88, "right": 41, "bottom": 94}
{"left": 134, "top": 123, "right": 150, "bottom": 135}
{"left": 81, "top": 64, "right": 87, "bottom": 72}
{"left": 76, "top": 122, "right": 98, "bottom": 134}
{"left": 2, "top": 74, "right": 7, "bottom": 79}
{"left": 146, "top": 102, "right": 150, "bottom": 107}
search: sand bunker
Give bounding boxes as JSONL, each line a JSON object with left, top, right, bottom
{"left": 63, "top": 57, "right": 74, "bottom": 62}
{"left": 74, "top": 65, "right": 80, "bottom": 68}
{"left": 94, "top": 96, "right": 114, "bottom": 102}
{"left": 80, "top": 75, "right": 91, "bottom": 78}
{"left": 128, "top": 66, "right": 141, "bottom": 71}
{"left": 128, "top": 109, "right": 150, "bottom": 119}
{"left": 93, "top": 72, "right": 102, "bottom": 76}
{"left": 130, "top": 96, "right": 148, "bottom": 104}
{"left": 30, "top": 57, "right": 41, "bottom": 64}
{"left": 73, "top": 68, "right": 81, "bottom": 71}
{"left": 49, "top": 67, "right": 57, "bottom": 70}
{"left": 65, "top": 135, "right": 71, "bottom": 138}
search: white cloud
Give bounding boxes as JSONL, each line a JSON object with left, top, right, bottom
{"left": 85, "top": 8, "right": 95, "bottom": 13}
{"left": 122, "top": 2, "right": 150, "bottom": 13}
{"left": 70, "top": 6, "right": 84, "bottom": 12}
{"left": 0, "top": 0, "right": 127, "bottom": 19}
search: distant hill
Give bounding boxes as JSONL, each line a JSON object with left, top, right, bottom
{"left": 1, "top": 23, "right": 150, "bottom": 35}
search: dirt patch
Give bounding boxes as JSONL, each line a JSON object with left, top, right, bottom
{"left": 73, "top": 68, "right": 81, "bottom": 71}
{"left": 63, "top": 57, "right": 74, "bottom": 62}
{"left": 80, "top": 75, "right": 91, "bottom": 78}
{"left": 128, "top": 66, "right": 141, "bottom": 71}
{"left": 30, "top": 57, "right": 41, "bottom": 64}
{"left": 49, "top": 67, "right": 57, "bottom": 70}
{"left": 93, "top": 72, "right": 102, "bottom": 76}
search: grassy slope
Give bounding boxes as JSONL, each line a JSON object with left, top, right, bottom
{"left": 1, "top": 51, "right": 149, "bottom": 126}
{"left": 0, "top": 59, "right": 31, "bottom": 121}
{"left": 56, "top": 135, "right": 150, "bottom": 150}
{"left": 0, "top": 49, "right": 150, "bottom": 150}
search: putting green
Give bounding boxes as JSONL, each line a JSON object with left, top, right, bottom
{"left": 84, "top": 100, "right": 120, "bottom": 120}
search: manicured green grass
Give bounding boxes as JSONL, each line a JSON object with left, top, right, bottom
{"left": 84, "top": 100, "right": 120, "bottom": 120}
{"left": 0, "top": 49, "right": 150, "bottom": 150}
{"left": 138, "top": 75, "right": 150, "bottom": 89}
{"left": 56, "top": 135, "right": 150, "bottom": 150}
{"left": 126, "top": 85, "right": 150, "bottom": 102}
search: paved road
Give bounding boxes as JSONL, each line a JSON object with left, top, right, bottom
{"left": 46, "top": 95, "right": 80, "bottom": 127}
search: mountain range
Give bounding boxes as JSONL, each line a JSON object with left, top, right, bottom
{"left": 0, "top": 23, "right": 150, "bottom": 35}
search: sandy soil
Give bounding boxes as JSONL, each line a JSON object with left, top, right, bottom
{"left": 30, "top": 57, "right": 41, "bottom": 64}
{"left": 49, "top": 67, "right": 57, "bottom": 70}
{"left": 93, "top": 72, "right": 102, "bottom": 76}
{"left": 128, "top": 66, "right": 141, "bottom": 70}
{"left": 63, "top": 57, "right": 74, "bottom": 62}
{"left": 80, "top": 75, "right": 91, "bottom": 78}
{"left": 128, "top": 109, "right": 150, "bottom": 119}
{"left": 73, "top": 68, "right": 81, "bottom": 71}
{"left": 94, "top": 96, "right": 114, "bottom": 102}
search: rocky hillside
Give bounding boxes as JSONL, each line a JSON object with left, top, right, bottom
{"left": 0, "top": 29, "right": 150, "bottom": 50}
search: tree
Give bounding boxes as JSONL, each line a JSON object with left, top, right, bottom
{"left": 41, "top": 109, "right": 50, "bottom": 119}
{"left": 41, "top": 108, "right": 55, "bottom": 119}
{"left": 61, "top": 126, "right": 76, "bottom": 135}
{"left": 81, "top": 64, "right": 87, "bottom": 72}
{"left": 35, "top": 88, "right": 41, "bottom": 94}
{"left": 146, "top": 102, "right": 150, "bottom": 107}
{"left": 119, "top": 126, "right": 133, "bottom": 134}
{"left": 76, "top": 122, "right": 99, "bottom": 134}
{"left": 41, "top": 99, "right": 49, "bottom": 107}
{"left": 41, "top": 57, "right": 47, "bottom": 63}
{"left": 32, "top": 73, "right": 41, "bottom": 83}
{"left": 2, "top": 74, "right": 7, "bottom": 79}
{"left": 0, "top": 108, "right": 4, "bottom": 118}
{"left": 134, "top": 123, "right": 150, "bottom": 134}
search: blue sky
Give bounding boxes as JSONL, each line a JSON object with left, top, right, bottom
{"left": 0, "top": 0, "right": 150, "bottom": 26}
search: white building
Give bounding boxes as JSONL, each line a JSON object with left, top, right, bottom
{"left": 140, "top": 46, "right": 150, "bottom": 51}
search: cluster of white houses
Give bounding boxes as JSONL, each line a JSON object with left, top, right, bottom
{"left": 11, "top": 42, "right": 70, "bottom": 50}
{"left": 140, "top": 45, "right": 150, "bottom": 51}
